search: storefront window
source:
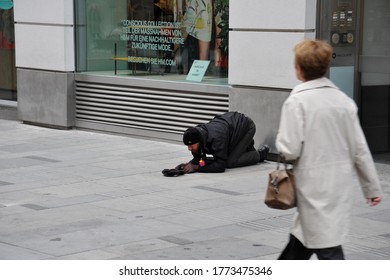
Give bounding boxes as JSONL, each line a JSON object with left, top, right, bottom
{"left": 75, "top": 0, "right": 229, "bottom": 83}
{"left": 0, "top": 0, "right": 16, "bottom": 100}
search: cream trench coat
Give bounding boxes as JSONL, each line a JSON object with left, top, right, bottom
{"left": 276, "top": 77, "right": 383, "bottom": 248}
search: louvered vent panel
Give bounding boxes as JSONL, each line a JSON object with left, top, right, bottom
{"left": 75, "top": 81, "right": 229, "bottom": 135}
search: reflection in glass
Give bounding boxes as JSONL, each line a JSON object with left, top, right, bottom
{"left": 0, "top": 5, "right": 16, "bottom": 100}
{"left": 76, "top": 0, "right": 229, "bottom": 81}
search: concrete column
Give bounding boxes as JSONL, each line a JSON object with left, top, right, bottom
{"left": 228, "top": 0, "right": 317, "bottom": 152}
{"left": 14, "top": 0, "right": 75, "bottom": 128}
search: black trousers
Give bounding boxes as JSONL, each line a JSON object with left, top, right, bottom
{"left": 226, "top": 119, "right": 260, "bottom": 168}
{"left": 278, "top": 234, "right": 345, "bottom": 260}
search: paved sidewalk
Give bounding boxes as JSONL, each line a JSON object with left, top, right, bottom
{"left": 0, "top": 119, "right": 389, "bottom": 260}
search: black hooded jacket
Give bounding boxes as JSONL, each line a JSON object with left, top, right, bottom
{"left": 189, "top": 112, "right": 252, "bottom": 172}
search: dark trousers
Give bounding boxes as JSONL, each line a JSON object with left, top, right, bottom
{"left": 226, "top": 119, "right": 260, "bottom": 168}
{"left": 278, "top": 234, "right": 345, "bottom": 260}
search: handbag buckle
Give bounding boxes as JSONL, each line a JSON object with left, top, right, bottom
{"left": 271, "top": 175, "right": 279, "bottom": 193}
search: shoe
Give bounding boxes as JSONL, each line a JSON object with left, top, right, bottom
{"left": 257, "top": 144, "right": 269, "bottom": 162}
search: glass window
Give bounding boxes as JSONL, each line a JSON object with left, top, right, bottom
{"left": 75, "top": 0, "right": 229, "bottom": 83}
{"left": 359, "top": 0, "right": 390, "bottom": 153}
{"left": 0, "top": 1, "right": 16, "bottom": 100}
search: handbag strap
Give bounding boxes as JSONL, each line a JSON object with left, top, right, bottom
{"left": 276, "top": 154, "right": 289, "bottom": 170}
{"left": 272, "top": 154, "right": 293, "bottom": 193}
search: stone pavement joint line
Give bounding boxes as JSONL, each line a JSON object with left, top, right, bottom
{"left": 0, "top": 120, "right": 389, "bottom": 260}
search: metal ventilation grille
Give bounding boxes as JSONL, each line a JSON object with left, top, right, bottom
{"left": 75, "top": 80, "right": 229, "bottom": 135}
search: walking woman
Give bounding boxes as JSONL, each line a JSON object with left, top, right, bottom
{"left": 275, "top": 40, "right": 383, "bottom": 260}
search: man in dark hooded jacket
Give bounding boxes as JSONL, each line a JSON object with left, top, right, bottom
{"left": 177, "top": 111, "right": 269, "bottom": 173}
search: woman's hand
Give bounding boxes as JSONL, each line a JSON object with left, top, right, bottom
{"left": 367, "top": 197, "right": 382, "bottom": 206}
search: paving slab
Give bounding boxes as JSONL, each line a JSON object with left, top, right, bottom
{"left": 0, "top": 119, "right": 389, "bottom": 260}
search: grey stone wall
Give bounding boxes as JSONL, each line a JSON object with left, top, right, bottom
{"left": 17, "top": 69, "right": 75, "bottom": 128}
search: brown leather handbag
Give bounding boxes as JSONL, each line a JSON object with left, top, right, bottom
{"left": 265, "top": 156, "right": 296, "bottom": 210}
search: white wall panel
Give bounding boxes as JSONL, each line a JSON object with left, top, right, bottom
{"left": 229, "top": 31, "right": 315, "bottom": 89}
{"left": 230, "top": 0, "right": 316, "bottom": 30}
{"left": 15, "top": 25, "right": 75, "bottom": 71}
{"left": 14, "top": 0, "right": 73, "bottom": 25}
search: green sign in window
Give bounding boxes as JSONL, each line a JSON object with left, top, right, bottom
{"left": 0, "top": 0, "right": 13, "bottom": 10}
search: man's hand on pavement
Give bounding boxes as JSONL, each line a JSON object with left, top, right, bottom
{"left": 175, "top": 163, "right": 187, "bottom": 170}
{"left": 183, "top": 163, "right": 198, "bottom": 173}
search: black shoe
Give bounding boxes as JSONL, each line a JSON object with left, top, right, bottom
{"left": 257, "top": 144, "right": 269, "bottom": 162}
